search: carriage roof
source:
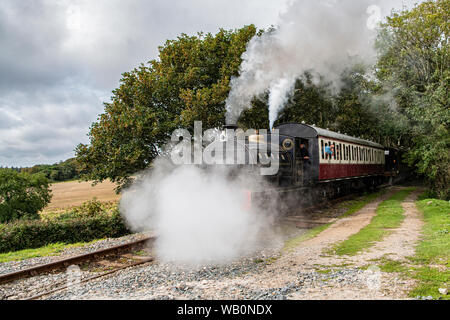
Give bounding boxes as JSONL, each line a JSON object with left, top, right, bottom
{"left": 275, "top": 123, "right": 384, "bottom": 149}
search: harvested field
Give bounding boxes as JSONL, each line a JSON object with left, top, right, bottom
{"left": 44, "top": 180, "right": 120, "bottom": 212}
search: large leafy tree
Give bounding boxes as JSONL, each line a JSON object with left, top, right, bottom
{"left": 0, "top": 169, "right": 52, "bottom": 223}
{"left": 375, "top": 0, "right": 449, "bottom": 198}
{"left": 276, "top": 74, "right": 336, "bottom": 129}
{"left": 76, "top": 26, "right": 257, "bottom": 188}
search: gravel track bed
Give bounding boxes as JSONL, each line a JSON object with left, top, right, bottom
{"left": 44, "top": 251, "right": 281, "bottom": 300}
{"left": 0, "top": 233, "right": 150, "bottom": 276}
{"left": 1, "top": 229, "right": 300, "bottom": 300}
{"left": 36, "top": 263, "right": 377, "bottom": 300}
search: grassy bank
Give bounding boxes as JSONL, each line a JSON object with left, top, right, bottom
{"left": 0, "top": 240, "right": 102, "bottom": 263}
{"left": 408, "top": 197, "right": 450, "bottom": 299}
{"left": 332, "top": 188, "right": 415, "bottom": 256}
{"left": 283, "top": 189, "right": 386, "bottom": 252}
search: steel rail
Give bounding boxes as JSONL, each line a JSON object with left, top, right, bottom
{"left": 27, "top": 257, "right": 154, "bottom": 300}
{"left": 0, "top": 236, "right": 155, "bottom": 285}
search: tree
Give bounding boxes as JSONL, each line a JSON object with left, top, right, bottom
{"left": 277, "top": 74, "right": 335, "bottom": 129}
{"left": 0, "top": 169, "right": 52, "bottom": 223}
{"left": 375, "top": 0, "right": 449, "bottom": 198}
{"left": 76, "top": 26, "right": 257, "bottom": 189}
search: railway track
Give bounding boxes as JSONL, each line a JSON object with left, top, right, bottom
{"left": 0, "top": 236, "right": 156, "bottom": 300}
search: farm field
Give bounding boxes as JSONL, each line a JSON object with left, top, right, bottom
{"left": 44, "top": 180, "right": 120, "bottom": 212}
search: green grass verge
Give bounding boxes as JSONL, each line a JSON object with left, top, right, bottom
{"left": 408, "top": 197, "right": 450, "bottom": 299}
{"left": 283, "top": 223, "right": 331, "bottom": 253}
{"left": 0, "top": 239, "right": 103, "bottom": 263}
{"left": 282, "top": 189, "right": 387, "bottom": 253}
{"left": 358, "top": 195, "right": 449, "bottom": 300}
{"left": 332, "top": 188, "right": 415, "bottom": 256}
{"left": 338, "top": 190, "right": 386, "bottom": 219}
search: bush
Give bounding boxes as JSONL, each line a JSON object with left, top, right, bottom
{"left": 0, "top": 169, "right": 52, "bottom": 223}
{"left": 41, "top": 200, "right": 117, "bottom": 222}
{"left": 0, "top": 210, "right": 130, "bottom": 253}
{"left": 73, "top": 198, "right": 104, "bottom": 216}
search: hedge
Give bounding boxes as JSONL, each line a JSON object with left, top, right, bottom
{"left": 0, "top": 212, "right": 130, "bottom": 253}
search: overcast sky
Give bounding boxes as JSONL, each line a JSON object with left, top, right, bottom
{"left": 0, "top": 0, "right": 421, "bottom": 167}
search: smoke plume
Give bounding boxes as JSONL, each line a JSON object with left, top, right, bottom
{"left": 120, "top": 158, "right": 277, "bottom": 265}
{"left": 225, "top": 0, "right": 381, "bottom": 126}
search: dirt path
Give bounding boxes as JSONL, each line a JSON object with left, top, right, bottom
{"left": 344, "top": 189, "right": 424, "bottom": 264}
{"left": 197, "top": 187, "right": 424, "bottom": 299}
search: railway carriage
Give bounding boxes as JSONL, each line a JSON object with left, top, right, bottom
{"left": 275, "top": 123, "right": 385, "bottom": 187}
{"left": 235, "top": 123, "right": 391, "bottom": 207}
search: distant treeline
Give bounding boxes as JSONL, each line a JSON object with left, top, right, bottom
{"left": 1, "top": 158, "right": 81, "bottom": 182}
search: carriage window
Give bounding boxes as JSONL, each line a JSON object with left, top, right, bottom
{"left": 321, "top": 140, "right": 324, "bottom": 159}
{"left": 333, "top": 143, "right": 336, "bottom": 160}
{"left": 328, "top": 141, "right": 332, "bottom": 160}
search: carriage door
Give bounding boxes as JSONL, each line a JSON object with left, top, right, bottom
{"left": 294, "top": 138, "right": 309, "bottom": 185}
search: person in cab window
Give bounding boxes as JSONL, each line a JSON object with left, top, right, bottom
{"left": 300, "top": 143, "right": 310, "bottom": 160}
{"left": 330, "top": 144, "right": 335, "bottom": 158}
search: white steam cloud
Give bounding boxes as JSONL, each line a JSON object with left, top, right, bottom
{"left": 120, "top": 158, "right": 276, "bottom": 265}
{"left": 225, "top": 0, "right": 381, "bottom": 125}
{"left": 268, "top": 77, "right": 296, "bottom": 128}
